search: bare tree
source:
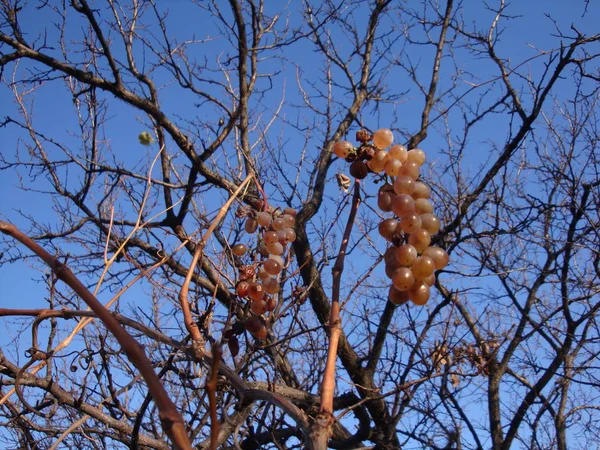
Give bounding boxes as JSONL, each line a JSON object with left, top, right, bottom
{"left": 1, "top": 0, "right": 599, "bottom": 449}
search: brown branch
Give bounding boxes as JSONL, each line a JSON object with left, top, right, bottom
{"left": 0, "top": 221, "right": 192, "bottom": 450}
{"left": 310, "top": 180, "right": 361, "bottom": 448}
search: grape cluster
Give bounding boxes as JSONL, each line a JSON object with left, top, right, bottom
{"left": 334, "top": 128, "right": 449, "bottom": 306}
{"left": 232, "top": 207, "right": 297, "bottom": 339}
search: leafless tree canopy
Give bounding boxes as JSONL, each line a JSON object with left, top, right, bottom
{"left": 1, "top": 0, "right": 599, "bottom": 449}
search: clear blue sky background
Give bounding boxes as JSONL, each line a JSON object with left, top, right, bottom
{"left": 0, "top": 0, "right": 598, "bottom": 446}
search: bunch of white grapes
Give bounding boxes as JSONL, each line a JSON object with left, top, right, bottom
{"left": 333, "top": 129, "right": 448, "bottom": 306}
{"left": 232, "top": 207, "right": 297, "bottom": 339}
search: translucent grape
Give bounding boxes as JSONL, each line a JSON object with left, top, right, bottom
{"left": 236, "top": 281, "right": 249, "bottom": 297}
{"left": 272, "top": 218, "right": 285, "bottom": 231}
{"left": 378, "top": 218, "right": 400, "bottom": 241}
{"left": 407, "top": 148, "right": 426, "bottom": 166}
{"left": 373, "top": 128, "right": 394, "bottom": 148}
{"left": 384, "top": 246, "right": 397, "bottom": 265}
{"left": 392, "top": 267, "right": 415, "bottom": 291}
{"left": 264, "top": 230, "right": 279, "bottom": 245}
{"left": 388, "top": 144, "right": 408, "bottom": 162}
{"left": 282, "top": 214, "right": 295, "bottom": 228}
{"left": 393, "top": 176, "right": 415, "bottom": 195}
{"left": 251, "top": 299, "right": 267, "bottom": 315}
{"left": 377, "top": 192, "right": 393, "bottom": 212}
{"left": 408, "top": 228, "right": 431, "bottom": 252}
{"left": 256, "top": 211, "right": 272, "bottom": 227}
{"left": 423, "top": 273, "right": 436, "bottom": 286}
{"left": 262, "top": 277, "right": 280, "bottom": 294}
{"left": 392, "top": 194, "right": 416, "bottom": 218}
{"left": 400, "top": 214, "right": 422, "bottom": 234}
{"left": 412, "top": 181, "right": 431, "bottom": 199}
{"left": 258, "top": 242, "right": 269, "bottom": 257}
{"left": 389, "top": 285, "right": 410, "bottom": 306}
{"left": 244, "top": 217, "right": 258, "bottom": 233}
{"left": 397, "top": 161, "right": 420, "bottom": 180}
{"left": 265, "top": 295, "right": 277, "bottom": 312}
{"left": 333, "top": 140, "right": 353, "bottom": 158}
{"left": 247, "top": 282, "right": 264, "bottom": 301}
{"left": 384, "top": 159, "right": 402, "bottom": 176}
{"left": 283, "top": 207, "right": 297, "bottom": 217}
{"left": 409, "top": 281, "right": 430, "bottom": 305}
{"left": 395, "top": 244, "right": 418, "bottom": 267}
{"left": 257, "top": 266, "right": 270, "bottom": 280}
{"left": 266, "top": 241, "right": 284, "bottom": 255}
{"left": 232, "top": 243, "right": 247, "bottom": 256}
{"left": 412, "top": 256, "right": 435, "bottom": 280}
{"left": 268, "top": 254, "right": 284, "bottom": 266}
{"left": 263, "top": 258, "right": 282, "bottom": 275}
{"left": 420, "top": 214, "right": 441, "bottom": 234}
{"left": 415, "top": 198, "right": 433, "bottom": 214}
{"left": 422, "top": 246, "right": 449, "bottom": 269}
{"left": 284, "top": 227, "right": 297, "bottom": 243}
{"left": 367, "top": 150, "right": 388, "bottom": 173}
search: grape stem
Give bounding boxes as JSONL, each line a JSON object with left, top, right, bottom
{"left": 311, "top": 180, "right": 362, "bottom": 447}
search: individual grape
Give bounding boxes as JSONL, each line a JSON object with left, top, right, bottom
{"left": 408, "top": 228, "right": 431, "bottom": 252}
{"left": 245, "top": 316, "right": 263, "bottom": 334}
{"left": 415, "top": 198, "right": 434, "bottom": 214}
{"left": 263, "top": 258, "right": 282, "bottom": 275}
{"left": 258, "top": 242, "right": 270, "bottom": 257}
{"left": 266, "top": 241, "right": 284, "bottom": 255}
{"left": 407, "top": 148, "right": 426, "bottom": 166}
{"left": 350, "top": 160, "right": 368, "bottom": 179}
{"left": 412, "top": 256, "right": 435, "bottom": 280}
{"left": 262, "top": 277, "right": 280, "bottom": 294}
{"left": 420, "top": 214, "right": 441, "bottom": 234}
{"left": 256, "top": 211, "right": 272, "bottom": 227}
{"left": 391, "top": 194, "right": 416, "bottom": 218}
{"left": 264, "top": 230, "right": 279, "bottom": 245}
{"left": 384, "top": 159, "right": 402, "bottom": 176}
{"left": 395, "top": 244, "right": 418, "bottom": 267}
{"left": 423, "top": 273, "right": 436, "bottom": 286}
{"left": 379, "top": 183, "right": 394, "bottom": 194}
{"left": 283, "top": 227, "right": 297, "bottom": 243}
{"left": 244, "top": 217, "right": 258, "bottom": 233}
{"left": 422, "top": 246, "right": 449, "bottom": 270}
{"left": 283, "top": 207, "right": 297, "bottom": 217}
{"left": 272, "top": 217, "right": 285, "bottom": 231}
{"left": 412, "top": 181, "right": 431, "bottom": 199}
{"left": 367, "top": 150, "right": 388, "bottom": 173}
{"left": 392, "top": 267, "right": 415, "bottom": 291}
{"left": 373, "top": 128, "right": 394, "bottom": 148}
{"left": 408, "top": 281, "right": 430, "bottom": 305}
{"left": 389, "top": 285, "right": 410, "bottom": 306}
{"left": 385, "top": 262, "right": 397, "bottom": 279}
{"left": 257, "top": 266, "right": 270, "bottom": 281}
{"left": 251, "top": 299, "right": 267, "bottom": 315}
{"left": 333, "top": 140, "right": 353, "bottom": 158}
{"left": 384, "top": 246, "right": 397, "bottom": 265}
{"left": 265, "top": 295, "right": 277, "bottom": 312}
{"left": 253, "top": 326, "right": 268, "bottom": 339}
{"left": 388, "top": 144, "right": 408, "bottom": 163}
{"left": 232, "top": 243, "right": 248, "bottom": 256}
{"left": 393, "top": 176, "right": 415, "bottom": 195}
{"left": 247, "top": 282, "right": 264, "bottom": 301}
{"left": 378, "top": 218, "right": 400, "bottom": 241}
{"left": 397, "top": 161, "right": 420, "bottom": 180}
{"left": 268, "top": 254, "right": 284, "bottom": 267}
{"left": 236, "top": 281, "right": 250, "bottom": 297}
{"left": 378, "top": 191, "right": 393, "bottom": 212}
{"left": 400, "top": 213, "right": 422, "bottom": 234}
{"left": 282, "top": 214, "right": 296, "bottom": 228}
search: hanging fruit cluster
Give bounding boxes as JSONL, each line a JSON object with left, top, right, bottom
{"left": 231, "top": 206, "right": 297, "bottom": 340}
{"left": 334, "top": 129, "right": 449, "bottom": 306}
